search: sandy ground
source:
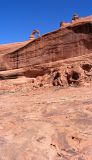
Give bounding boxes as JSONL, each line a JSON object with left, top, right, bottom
{"left": 0, "top": 79, "right": 92, "bottom": 160}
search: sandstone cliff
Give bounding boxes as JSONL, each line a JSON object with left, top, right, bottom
{"left": 0, "top": 15, "right": 92, "bottom": 71}
{"left": 0, "top": 15, "right": 92, "bottom": 87}
{"left": 0, "top": 15, "right": 92, "bottom": 160}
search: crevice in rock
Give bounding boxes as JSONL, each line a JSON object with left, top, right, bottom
{"left": 81, "top": 63, "right": 92, "bottom": 72}
{"left": 52, "top": 70, "right": 63, "bottom": 86}
{"left": 66, "top": 71, "right": 80, "bottom": 86}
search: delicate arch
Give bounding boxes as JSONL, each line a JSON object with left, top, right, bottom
{"left": 30, "top": 29, "right": 41, "bottom": 39}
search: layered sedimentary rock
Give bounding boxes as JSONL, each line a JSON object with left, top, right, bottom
{"left": 0, "top": 15, "right": 92, "bottom": 88}
{"left": 0, "top": 15, "right": 92, "bottom": 160}
{"left": 0, "top": 15, "right": 92, "bottom": 71}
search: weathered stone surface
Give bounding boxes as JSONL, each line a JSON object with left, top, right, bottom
{"left": 0, "top": 81, "right": 92, "bottom": 160}
{"left": 0, "top": 15, "right": 92, "bottom": 159}
{"left": 0, "top": 15, "right": 92, "bottom": 71}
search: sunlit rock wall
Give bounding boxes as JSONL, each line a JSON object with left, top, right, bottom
{"left": 2, "top": 22, "right": 92, "bottom": 70}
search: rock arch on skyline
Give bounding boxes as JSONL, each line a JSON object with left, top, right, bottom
{"left": 30, "top": 29, "right": 41, "bottom": 39}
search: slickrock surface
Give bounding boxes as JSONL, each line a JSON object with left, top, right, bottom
{"left": 0, "top": 40, "right": 32, "bottom": 56}
{"left": 0, "top": 15, "right": 92, "bottom": 159}
{"left": 0, "top": 79, "right": 92, "bottom": 160}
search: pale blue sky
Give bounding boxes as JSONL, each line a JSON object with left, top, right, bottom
{"left": 0, "top": 0, "right": 92, "bottom": 44}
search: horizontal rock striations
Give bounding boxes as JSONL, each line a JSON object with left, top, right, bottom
{"left": 0, "top": 16, "right": 92, "bottom": 70}
{"left": 0, "top": 15, "right": 92, "bottom": 87}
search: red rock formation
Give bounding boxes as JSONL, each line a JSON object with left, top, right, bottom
{"left": 0, "top": 15, "right": 92, "bottom": 71}
{"left": 0, "top": 15, "right": 92, "bottom": 87}
{"left": 0, "top": 15, "right": 92, "bottom": 160}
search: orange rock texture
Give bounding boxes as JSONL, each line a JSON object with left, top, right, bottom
{"left": 0, "top": 15, "right": 92, "bottom": 160}
{"left": 0, "top": 15, "right": 92, "bottom": 71}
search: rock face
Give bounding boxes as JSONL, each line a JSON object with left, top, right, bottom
{"left": 0, "top": 15, "right": 92, "bottom": 88}
{"left": 0, "top": 15, "right": 92, "bottom": 71}
{"left": 0, "top": 15, "right": 92, "bottom": 160}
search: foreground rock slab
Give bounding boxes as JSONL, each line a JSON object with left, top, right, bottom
{"left": 0, "top": 82, "right": 92, "bottom": 160}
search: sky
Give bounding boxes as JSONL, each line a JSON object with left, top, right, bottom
{"left": 0, "top": 0, "right": 92, "bottom": 44}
